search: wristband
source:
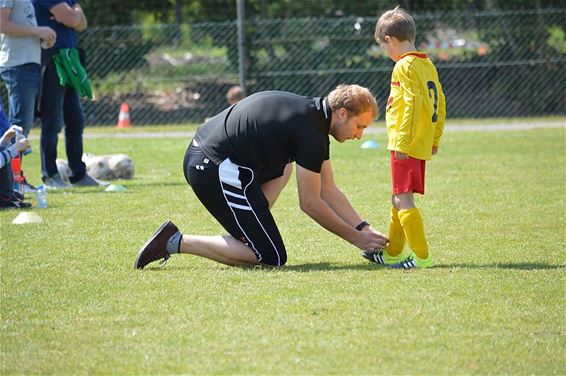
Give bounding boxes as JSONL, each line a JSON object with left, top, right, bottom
{"left": 355, "top": 221, "right": 370, "bottom": 231}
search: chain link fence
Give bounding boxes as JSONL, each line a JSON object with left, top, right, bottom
{"left": 2, "top": 8, "right": 565, "bottom": 126}
{"left": 247, "top": 9, "right": 566, "bottom": 119}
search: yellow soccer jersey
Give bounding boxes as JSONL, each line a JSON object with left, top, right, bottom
{"left": 385, "top": 51, "right": 446, "bottom": 160}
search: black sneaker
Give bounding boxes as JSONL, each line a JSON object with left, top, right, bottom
{"left": 133, "top": 220, "right": 180, "bottom": 269}
{"left": 0, "top": 196, "right": 32, "bottom": 209}
{"left": 12, "top": 190, "right": 25, "bottom": 201}
{"left": 361, "top": 250, "right": 387, "bottom": 265}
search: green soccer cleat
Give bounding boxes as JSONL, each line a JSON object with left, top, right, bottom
{"left": 390, "top": 252, "right": 433, "bottom": 269}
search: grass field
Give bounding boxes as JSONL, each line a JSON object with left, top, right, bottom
{"left": 1, "top": 120, "right": 565, "bottom": 374}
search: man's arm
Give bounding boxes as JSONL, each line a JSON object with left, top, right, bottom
{"left": 49, "top": 2, "right": 87, "bottom": 31}
{"left": 0, "top": 8, "right": 56, "bottom": 45}
{"left": 295, "top": 162, "right": 388, "bottom": 251}
{"left": 319, "top": 159, "right": 364, "bottom": 226}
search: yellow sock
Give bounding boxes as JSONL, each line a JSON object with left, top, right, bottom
{"left": 385, "top": 206, "right": 405, "bottom": 257}
{"left": 398, "top": 208, "right": 429, "bottom": 260}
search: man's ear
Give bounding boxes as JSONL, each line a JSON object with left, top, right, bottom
{"left": 338, "top": 107, "right": 348, "bottom": 119}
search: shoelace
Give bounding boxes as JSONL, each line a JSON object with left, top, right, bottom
{"left": 156, "top": 253, "right": 170, "bottom": 268}
{"left": 158, "top": 258, "right": 169, "bottom": 267}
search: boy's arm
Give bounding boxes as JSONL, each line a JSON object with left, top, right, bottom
{"left": 397, "top": 67, "right": 422, "bottom": 155}
{"left": 433, "top": 82, "right": 446, "bottom": 148}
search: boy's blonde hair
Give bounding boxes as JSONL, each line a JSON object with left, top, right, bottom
{"left": 327, "top": 84, "right": 379, "bottom": 118}
{"left": 375, "top": 6, "right": 416, "bottom": 44}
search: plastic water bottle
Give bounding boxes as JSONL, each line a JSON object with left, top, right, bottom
{"left": 36, "top": 185, "right": 47, "bottom": 208}
{"left": 15, "top": 128, "right": 32, "bottom": 156}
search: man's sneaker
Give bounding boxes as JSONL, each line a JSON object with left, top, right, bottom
{"left": 72, "top": 174, "right": 109, "bottom": 187}
{"left": 43, "top": 173, "right": 71, "bottom": 190}
{"left": 390, "top": 252, "right": 433, "bottom": 269}
{"left": 362, "top": 249, "right": 407, "bottom": 265}
{"left": 134, "top": 220, "right": 180, "bottom": 269}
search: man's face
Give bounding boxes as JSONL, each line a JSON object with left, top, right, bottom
{"left": 330, "top": 108, "right": 374, "bottom": 143}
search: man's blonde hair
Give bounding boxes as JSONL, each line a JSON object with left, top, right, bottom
{"left": 375, "top": 6, "right": 416, "bottom": 44}
{"left": 327, "top": 84, "right": 379, "bottom": 118}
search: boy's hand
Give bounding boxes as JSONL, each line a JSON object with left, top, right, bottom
{"left": 394, "top": 150, "right": 408, "bottom": 160}
{"left": 432, "top": 146, "right": 439, "bottom": 155}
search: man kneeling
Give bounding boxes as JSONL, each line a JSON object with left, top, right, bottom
{"left": 134, "top": 85, "right": 388, "bottom": 269}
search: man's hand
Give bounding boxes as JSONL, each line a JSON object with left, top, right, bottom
{"left": 49, "top": 2, "right": 87, "bottom": 32}
{"left": 432, "top": 146, "right": 439, "bottom": 155}
{"left": 395, "top": 150, "right": 408, "bottom": 160}
{"left": 354, "top": 226, "right": 389, "bottom": 251}
{"left": 72, "top": 4, "right": 87, "bottom": 31}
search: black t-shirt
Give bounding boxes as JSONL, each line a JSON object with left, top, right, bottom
{"left": 194, "top": 91, "right": 332, "bottom": 173}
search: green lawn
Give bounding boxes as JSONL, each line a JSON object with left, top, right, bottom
{"left": 1, "top": 121, "right": 564, "bottom": 374}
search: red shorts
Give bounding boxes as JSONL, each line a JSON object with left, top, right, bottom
{"left": 390, "top": 151, "right": 426, "bottom": 195}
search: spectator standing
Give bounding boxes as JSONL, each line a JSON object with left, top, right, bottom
{"left": 0, "top": 0, "right": 56, "bottom": 192}
{"left": 33, "top": 0, "right": 102, "bottom": 188}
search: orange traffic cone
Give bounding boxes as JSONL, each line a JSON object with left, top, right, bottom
{"left": 116, "top": 103, "right": 132, "bottom": 128}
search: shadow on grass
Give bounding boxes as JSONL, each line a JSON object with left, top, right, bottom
{"left": 142, "top": 262, "right": 377, "bottom": 272}
{"left": 121, "top": 180, "right": 186, "bottom": 189}
{"left": 282, "top": 262, "right": 382, "bottom": 272}
{"left": 142, "top": 262, "right": 565, "bottom": 272}
{"left": 282, "top": 262, "right": 565, "bottom": 272}
{"left": 434, "top": 262, "right": 565, "bottom": 270}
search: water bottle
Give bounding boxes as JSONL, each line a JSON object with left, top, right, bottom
{"left": 36, "top": 185, "right": 47, "bottom": 208}
{"left": 15, "top": 128, "right": 32, "bottom": 156}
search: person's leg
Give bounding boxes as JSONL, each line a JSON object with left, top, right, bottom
{"left": 62, "top": 88, "right": 87, "bottom": 183}
{"left": 183, "top": 142, "right": 286, "bottom": 266}
{"left": 0, "top": 154, "right": 14, "bottom": 198}
{"left": 260, "top": 162, "right": 293, "bottom": 208}
{"left": 394, "top": 191, "right": 431, "bottom": 265}
{"left": 1, "top": 64, "right": 41, "bottom": 190}
{"left": 179, "top": 234, "right": 259, "bottom": 266}
{"left": 387, "top": 153, "right": 430, "bottom": 266}
{"left": 0, "top": 64, "right": 41, "bottom": 136}
{"left": 383, "top": 199, "right": 407, "bottom": 263}
{"left": 39, "top": 64, "right": 64, "bottom": 179}
{"left": 136, "top": 142, "right": 288, "bottom": 270}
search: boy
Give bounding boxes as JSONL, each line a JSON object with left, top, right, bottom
{"left": 363, "top": 7, "right": 446, "bottom": 269}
